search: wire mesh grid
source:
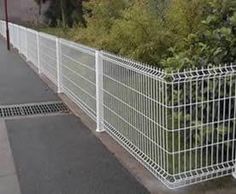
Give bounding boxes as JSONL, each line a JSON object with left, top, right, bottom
{"left": 0, "top": 21, "right": 6, "bottom": 37}
{"left": 102, "top": 51, "right": 236, "bottom": 188}
{"left": 60, "top": 38, "right": 97, "bottom": 120}
{"left": 18, "top": 26, "right": 27, "bottom": 56}
{"left": 26, "top": 29, "right": 38, "bottom": 66}
{"left": 38, "top": 32, "right": 58, "bottom": 84}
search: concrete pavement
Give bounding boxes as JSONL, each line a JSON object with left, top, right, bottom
{"left": 0, "top": 119, "right": 21, "bottom": 194}
{"left": 0, "top": 38, "right": 58, "bottom": 105}
{"left": 7, "top": 115, "right": 149, "bottom": 194}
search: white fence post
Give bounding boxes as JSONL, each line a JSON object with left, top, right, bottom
{"left": 56, "top": 37, "right": 62, "bottom": 93}
{"left": 15, "top": 25, "right": 18, "bottom": 49}
{"left": 233, "top": 168, "right": 236, "bottom": 179}
{"left": 95, "top": 50, "right": 105, "bottom": 132}
{"left": 25, "top": 28, "right": 29, "bottom": 61}
{"left": 17, "top": 26, "right": 20, "bottom": 51}
{"left": 36, "top": 32, "right": 41, "bottom": 74}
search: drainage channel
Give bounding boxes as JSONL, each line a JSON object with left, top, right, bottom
{"left": 0, "top": 101, "right": 70, "bottom": 118}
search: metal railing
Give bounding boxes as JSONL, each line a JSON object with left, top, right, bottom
{"left": 0, "top": 20, "right": 236, "bottom": 189}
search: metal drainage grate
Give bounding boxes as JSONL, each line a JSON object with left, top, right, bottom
{"left": 0, "top": 101, "right": 69, "bottom": 118}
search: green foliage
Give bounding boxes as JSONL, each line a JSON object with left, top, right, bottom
{"left": 40, "top": 0, "right": 236, "bottom": 70}
{"left": 74, "top": 0, "right": 128, "bottom": 48}
{"left": 75, "top": 0, "right": 208, "bottom": 67}
{"left": 106, "top": 1, "right": 172, "bottom": 65}
{"left": 162, "top": 0, "right": 236, "bottom": 71}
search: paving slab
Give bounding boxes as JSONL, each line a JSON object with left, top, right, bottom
{"left": 0, "top": 119, "right": 16, "bottom": 177}
{"left": 0, "top": 119, "right": 21, "bottom": 194}
{"left": 0, "top": 174, "right": 21, "bottom": 194}
{"left": 0, "top": 147, "right": 15, "bottom": 177}
{"left": 6, "top": 115, "right": 149, "bottom": 194}
{"left": 0, "top": 38, "right": 58, "bottom": 105}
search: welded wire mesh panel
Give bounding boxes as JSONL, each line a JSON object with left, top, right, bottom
{"left": 39, "top": 32, "right": 57, "bottom": 84}
{"left": 7, "top": 23, "right": 19, "bottom": 50}
{"left": 26, "top": 29, "right": 38, "bottom": 67}
{"left": 61, "top": 39, "right": 97, "bottom": 120}
{"left": 102, "top": 51, "right": 236, "bottom": 188}
{"left": 9, "top": 23, "right": 15, "bottom": 45}
{"left": 166, "top": 66, "right": 236, "bottom": 187}
{"left": 10, "top": 24, "right": 18, "bottom": 47}
{"left": 8, "top": 23, "right": 13, "bottom": 42}
{"left": 12, "top": 24, "right": 18, "bottom": 48}
{"left": 18, "top": 26, "right": 27, "bottom": 56}
{"left": 101, "top": 51, "right": 171, "bottom": 185}
{"left": 0, "top": 21, "right": 5, "bottom": 37}
{"left": 0, "top": 23, "right": 3, "bottom": 36}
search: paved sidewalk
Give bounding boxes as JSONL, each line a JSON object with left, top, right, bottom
{"left": 0, "top": 119, "right": 21, "bottom": 194}
{"left": 0, "top": 38, "right": 58, "bottom": 105}
{"left": 7, "top": 115, "right": 148, "bottom": 194}
{"left": 0, "top": 38, "right": 149, "bottom": 194}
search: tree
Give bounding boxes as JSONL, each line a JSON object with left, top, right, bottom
{"left": 74, "top": 0, "right": 128, "bottom": 47}
{"left": 42, "top": 0, "right": 86, "bottom": 27}
{"left": 39, "top": 0, "right": 235, "bottom": 70}
{"left": 106, "top": 0, "right": 172, "bottom": 65}
{"left": 74, "top": 0, "right": 208, "bottom": 66}
{"left": 34, "top": 0, "right": 48, "bottom": 15}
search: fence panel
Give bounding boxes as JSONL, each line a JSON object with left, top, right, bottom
{"left": 9, "top": 23, "right": 15, "bottom": 45}
{"left": 12, "top": 24, "right": 19, "bottom": 49}
{"left": 10, "top": 23, "right": 18, "bottom": 48}
{"left": 101, "top": 52, "right": 172, "bottom": 185}
{"left": 26, "top": 29, "right": 38, "bottom": 67}
{"left": 38, "top": 32, "right": 58, "bottom": 85}
{"left": 60, "top": 39, "right": 97, "bottom": 120}
{"left": 167, "top": 67, "right": 236, "bottom": 187}
{"left": 18, "top": 26, "right": 27, "bottom": 56}
{"left": 0, "top": 21, "right": 5, "bottom": 37}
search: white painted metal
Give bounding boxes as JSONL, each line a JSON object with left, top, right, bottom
{"left": 56, "top": 38, "right": 62, "bottom": 93}
{"left": 38, "top": 32, "right": 58, "bottom": 85}
{"left": 1, "top": 21, "right": 236, "bottom": 189}
{"left": 36, "top": 32, "right": 41, "bottom": 74}
{"left": 25, "top": 28, "right": 29, "bottom": 61}
{"left": 26, "top": 29, "right": 38, "bottom": 66}
{"left": 95, "top": 50, "right": 105, "bottom": 132}
{"left": 60, "top": 38, "right": 97, "bottom": 120}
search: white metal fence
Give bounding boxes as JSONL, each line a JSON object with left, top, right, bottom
{"left": 1, "top": 20, "right": 236, "bottom": 189}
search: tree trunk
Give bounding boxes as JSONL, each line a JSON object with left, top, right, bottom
{"left": 60, "top": 0, "right": 66, "bottom": 27}
{"left": 38, "top": 0, "right": 42, "bottom": 15}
